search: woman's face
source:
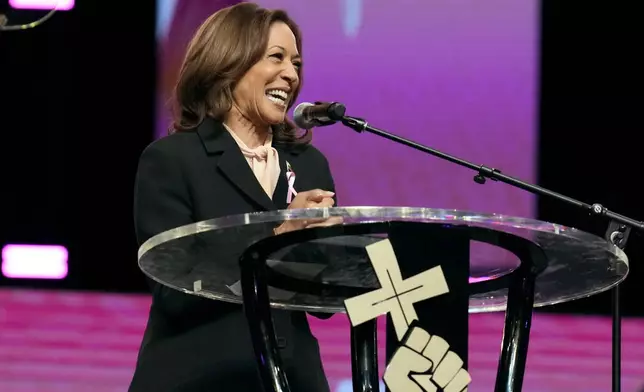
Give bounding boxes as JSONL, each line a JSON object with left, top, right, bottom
{"left": 231, "top": 21, "right": 301, "bottom": 127}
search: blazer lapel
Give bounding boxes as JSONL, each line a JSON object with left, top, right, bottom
{"left": 272, "top": 147, "right": 290, "bottom": 210}
{"left": 197, "top": 118, "right": 275, "bottom": 211}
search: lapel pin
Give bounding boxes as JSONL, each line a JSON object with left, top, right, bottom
{"left": 286, "top": 161, "right": 298, "bottom": 203}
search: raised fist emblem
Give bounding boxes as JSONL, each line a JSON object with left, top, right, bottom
{"left": 383, "top": 324, "right": 471, "bottom": 392}
{"left": 342, "top": 239, "right": 472, "bottom": 391}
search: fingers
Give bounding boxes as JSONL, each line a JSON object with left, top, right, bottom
{"left": 274, "top": 216, "right": 343, "bottom": 235}
{"left": 305, "top": 196, "right": 335, "bottom": 209}
{"left": 287, "top": 189, "right": 335, "bottom": 210}
{"left": 302, "top": 189, "right": 335, "bottom": 202}
{"left": 304, "top": 216, "right": 344, "bottom": 228}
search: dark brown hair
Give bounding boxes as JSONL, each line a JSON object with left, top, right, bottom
{"left": 170, "top": 2, "right": 309, "bottom": 144}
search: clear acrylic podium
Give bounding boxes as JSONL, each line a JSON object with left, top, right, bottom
{"left": 137, "top": 207, "right": 629, "bottom": 392}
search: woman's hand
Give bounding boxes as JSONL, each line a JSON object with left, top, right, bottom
{"left": 289, "top": 189, "right": 335, "bottom": 210}
{"left": 274, "top": 189, "right": 341, "bottom": 234}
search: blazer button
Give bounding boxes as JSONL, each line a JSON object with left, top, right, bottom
{"left": 277, "top": 337, "right": 287, "bottom": 348}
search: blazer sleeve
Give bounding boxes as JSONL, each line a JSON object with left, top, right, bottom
{"left": 133, "top": 143, "right": 194, "bottom": 246}
{"left": 134, "top": 142, "right": 220, "bottom": 320}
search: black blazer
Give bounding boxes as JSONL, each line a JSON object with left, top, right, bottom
{"left": 129, "top": 118, "right": 336, "bottom": 392}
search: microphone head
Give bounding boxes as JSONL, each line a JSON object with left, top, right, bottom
{"left": 293, "top": 102, "right": 315, "bottom": 129}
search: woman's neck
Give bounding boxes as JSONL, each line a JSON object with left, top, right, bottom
{"left": 223, "top": 108, "right": 269, "bottom": 149}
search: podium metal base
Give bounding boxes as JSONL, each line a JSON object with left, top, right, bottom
{"left": 239, "top": 221, "right": 545, "bottom": 392}
{"left": 351, "top": 320, "right": 379, "bottom": 392}
{"left": 494, "top": 259, "right": 537, "bottom": 391}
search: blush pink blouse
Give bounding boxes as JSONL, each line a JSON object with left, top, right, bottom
{"left": 224, "top": 124, "right": 281, "bottom": 200}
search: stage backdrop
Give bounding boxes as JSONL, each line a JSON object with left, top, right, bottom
{"left": 154, "top": 0, "right": 540, "bottom": 390}
{"left": 156, "top": 0, "right": 538, "bottom": 216}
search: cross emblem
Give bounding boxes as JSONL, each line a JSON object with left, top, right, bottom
{"left": 343, "top": 239, "right": 450, "bottom": 341}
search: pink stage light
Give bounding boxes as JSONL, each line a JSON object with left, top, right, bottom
{"left": 1, "top": 244, "right": 68, "bottom": 279}
{"left": 9, "top": 0, "right": 74, "bottom": 11}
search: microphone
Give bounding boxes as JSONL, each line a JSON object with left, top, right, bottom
{"left": 293, "top": 102, "right": 346, "bottom": 129}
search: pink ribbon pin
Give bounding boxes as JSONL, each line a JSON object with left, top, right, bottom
{"left": 286, "top": 162, "right": 298, "bottom": 203}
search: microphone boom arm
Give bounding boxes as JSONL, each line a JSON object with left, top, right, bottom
{"left": 340, "top": 115, "right": 644, "bottom": 231}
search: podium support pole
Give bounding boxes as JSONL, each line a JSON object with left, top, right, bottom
{"left": 351, "top": 319, "right": 379, "bottom": 392}
{"left": 240, "top": 251, "right": 291, "bottom": 392}
{"left": 604, "top": 221, "right": 631, "bottom": 392}
{"left": 494, "top": 259, "right": 538, "bottom": 391}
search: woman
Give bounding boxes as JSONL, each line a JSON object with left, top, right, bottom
{"left": 130, "top": 3, "right": 336, "bottom": 391}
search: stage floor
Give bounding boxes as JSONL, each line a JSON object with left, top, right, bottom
{"left": 0, "top": 288, "right": 642, "bottom": 391}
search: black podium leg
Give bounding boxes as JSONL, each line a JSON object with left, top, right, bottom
{"left": 494, "top": 266, "right": 537, "bottom": 392}
{"left": 241, "top": 254, "right": 291, "bottom": 392}
{"left": 351, "top": 319, "right": 379, "bottom": 392}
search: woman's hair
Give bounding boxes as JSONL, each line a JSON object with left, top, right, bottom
{"left": 170, "top": 2, "right": 309, "bottom": 144}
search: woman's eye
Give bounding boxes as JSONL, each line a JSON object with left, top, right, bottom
{"left": 270, "top": 53, "right": 283, "bottom": 60}
{"left": 293, "top": 62, "right": 302, "bottom": 70}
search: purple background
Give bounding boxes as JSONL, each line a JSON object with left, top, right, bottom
{"left": 261, "top": 0, "right": 537, "bottom": 217}
{"left": 157, "top": 0, "right": 538, "bottom": 217}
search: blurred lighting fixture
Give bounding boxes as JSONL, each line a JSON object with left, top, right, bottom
{"left": 1, "top": 244, "right": 68, "bottom": 279}
{"left": 9, "top": 0, "right": 74, "bottom": 11}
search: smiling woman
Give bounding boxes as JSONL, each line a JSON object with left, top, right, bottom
{"left": 171, "top": 2, "right": 306, "bottom": 146}
{"left": 130, "top": 2, "right": 338, "bottom": 392}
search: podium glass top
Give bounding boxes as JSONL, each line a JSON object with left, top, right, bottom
{"left": 138, "top": 207, "right": 629, "bottom": 313}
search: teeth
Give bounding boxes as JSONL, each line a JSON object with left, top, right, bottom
{"left": 267, "top": 95, "right": 286, "bottom": 107}
{"left": 266, "top": 89, "right": 288, "bottom": 107}
{"left": 266, "top": 89, "right": 288, "bottom": 100}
